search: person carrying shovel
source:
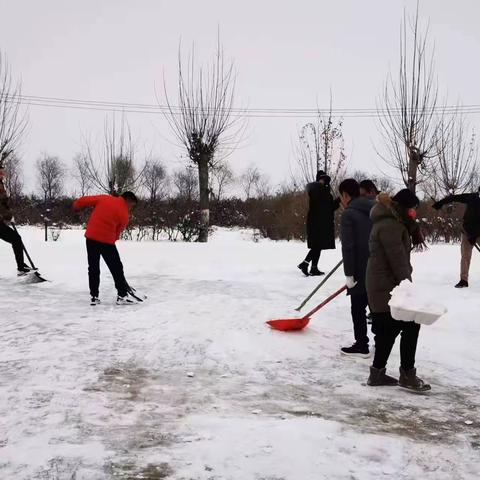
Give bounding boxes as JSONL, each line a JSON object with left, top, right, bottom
{"left": 0, "top": 168, "right": 34, "bottom": 276}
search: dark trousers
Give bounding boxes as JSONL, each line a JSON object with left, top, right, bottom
{"left": 0, "top": 221, "right": 24, "bottom": 268}
{"left": 371, "top": 312, "right": 420, "bottom": 371}
{"left": 351, "top": 293, "right": 369, "bottom": 347}
{"left": 86, "top": 238, "right": 129, "bottom": 298}
{"left": 304, "top": 248, "right": 321, "bottom": 268}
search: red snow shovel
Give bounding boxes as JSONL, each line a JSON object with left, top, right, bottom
{"left": 267, "top": 284, "right": 347, "bottom": 331}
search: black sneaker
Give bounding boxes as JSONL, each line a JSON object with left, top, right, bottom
{"left": 297, "top": 261, "right": 309, "bottom": 276}
{"left": 341, "top": 343, "right": 370, "bottom": 358}
{"left": 17, "top": 264, "right": 36, "bottom": 276}
{"left": 309, "top": 267, "right": 325, "bottom": 276}
{"left": 90, "top": 297, "right": 101, "bottom": 306}
{"left": 454, "top": 280, "right": 468, "bottom": 288}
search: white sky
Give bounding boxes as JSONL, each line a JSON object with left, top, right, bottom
{"left": 1, "top": 0, "right": 480, "bottom": 194}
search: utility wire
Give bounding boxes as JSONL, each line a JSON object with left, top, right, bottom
{"left": 8, "top": 94, "right": 480, "bottom": 118}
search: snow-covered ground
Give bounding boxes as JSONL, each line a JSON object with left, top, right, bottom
{"left": 0, "top": 227, "right": 479, "bottom": 480}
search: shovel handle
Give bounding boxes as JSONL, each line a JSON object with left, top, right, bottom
{"left": 10, "top": 222, "right": 37, "bottom": 269}
{"left": 303, "top": 285, "right": 347, "bottom": 320}
{"left": 295, "top": 259, "right": 343, "bottom": 311}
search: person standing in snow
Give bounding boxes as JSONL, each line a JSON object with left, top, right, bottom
{"left": 359, "top": 179, "right": 379, "bottom": 200}
{"left": 73, "top": 191, "right": 138, "bottom": 305}
{"left": 0, "top": 169, "right": 34, "bottom": 276}
{"left": 338, "top": 179, "right": 375, "bottom": 357}
{"left": 298, "top": 170, "right": 338, "bottom": 276}
{"left": 366, "top": 189, "right": 430, "bottom": 392}
{"left": 432, "top": 190, "right": 480, "bottom": 288}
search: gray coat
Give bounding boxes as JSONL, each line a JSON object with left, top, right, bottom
{"left": 366, "top": 194, "right": 413, "bottom": 313}
{"left": 341, "top": 196, "right": 375, "bottom": 295}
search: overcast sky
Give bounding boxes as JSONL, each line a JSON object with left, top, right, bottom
{"left": 1, "top": 0, "right": 479, "bottom": 194}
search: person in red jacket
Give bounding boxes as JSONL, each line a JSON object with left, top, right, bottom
{"left": 73, "top": 191, "right": 138, "bottom": 305}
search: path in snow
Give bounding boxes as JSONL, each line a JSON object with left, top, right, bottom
{"left": 0, "top": 227, "right": 479, "bottom": 479}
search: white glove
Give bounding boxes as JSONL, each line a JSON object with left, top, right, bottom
{"left": 345, "top": 276, "right": 357, "bottom": 289}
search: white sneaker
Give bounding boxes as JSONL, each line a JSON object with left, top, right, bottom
{"left": 116, "top": 295, "right": 136, "bottom": 305}
{"left": 90, "top": 297, "right": 101, "bottom": 306}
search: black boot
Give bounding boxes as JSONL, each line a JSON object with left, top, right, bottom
{"left": 399, "top": 367, "right": 431, "bottom": 392}
{"left": 455, "top": 279, "right": 468, "bottom": 288}
{"left": 367, "top": 366, "right": 398, "bottom": 386}
{"left": 309, "top": 266, "right": 325, "bottom": 276}
{"left": 297, "top": 261, "right": 309, "bottom": 276}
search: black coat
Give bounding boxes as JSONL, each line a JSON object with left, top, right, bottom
{"left": 306, "top": 182, "right": 337, "bottom": 250}
{"left": 341, "top": 197, "right": 375, "bottom": 295}
{"left": 434, "top": 193, "right": 480, "bottom": 239}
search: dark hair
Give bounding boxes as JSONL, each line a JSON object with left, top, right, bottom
{"left": 338, "top": 178, "right": 360, "bottom": 198}
{"left": 359, "top": 179, "right": 379, "bottom": 195}
{"left": 315, "top": 170, "right": 331, "bottom": 185}
{"left": 392, "top": 189, "right": 419, "bottom": 209}
{"left": 121, "top": 191, "right": 138, "bottom": 204}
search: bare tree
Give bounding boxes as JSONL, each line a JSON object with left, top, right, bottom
{"left": 37, "top": 154, "right": 65, "bottom": 203}
{"left": 350, "top": 169, "right": 397, "bottom": 195}
{"left": 3, "top": 152, "right": 23, "bottom": 198}
{"left": 83, "top": 115, "right": 144, "bottom": 195}
{"left": 210, "top": 161, "right": 234, "bottom": 201}
{"left": 162, "top": 39, "right": 245, "bottom": 241}
{"left": 72, "top": 153, "right": 92, "bottom": 196}
{"left": 294, "top": 98, "right": 346, "bottom": 189}
{"left": 240, "top": 165, "right": 271, "bottom": 199}
{"left": 0, "top": 52, "right": 28, "bottom": 170}
{"left": 377, "top": 3, "right": 445, "bottom": 193}
{"left": 142, "top": 158, "right": 169, "bottom": 203}
{"left": 429, "top": 112, "right": 478, "bottom": 198}
{"left": 240, "top": 166, "right": 261, "bottom": 200}
{"left": 173, "top": 166, "right": 198, "bottom": 201}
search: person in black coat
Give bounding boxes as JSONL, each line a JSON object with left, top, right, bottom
{"left": 433, "top": 190, "right": 480, "bottom": 288}
{"left": 298, "top": 170, "right": 337, "bottom": 276}
{"left": 338, "top": 179, "right": 375, "bottom": 357}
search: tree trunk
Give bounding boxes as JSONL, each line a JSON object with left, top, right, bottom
{"left": 198, "top": 156, "right": 210, "bottom": 242}
{"left": 407, "top": 151, "right": 418, "bottom": 194}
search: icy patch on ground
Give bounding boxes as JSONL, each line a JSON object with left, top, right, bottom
{"left": 0, "top": 228, "right": 479, "bottom": 479}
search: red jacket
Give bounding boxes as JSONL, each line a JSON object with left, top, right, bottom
{"left": 73, "top": 195, "right": 130, "bottom": 245}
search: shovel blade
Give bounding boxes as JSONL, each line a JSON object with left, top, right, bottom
{"left": 21, "top": 271, "right": 48, "bottom": 283}
{"left": 266, "top": 317, "right": 310, "bottom": 331}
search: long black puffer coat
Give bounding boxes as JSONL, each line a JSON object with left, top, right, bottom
{"left": 306, "top": 182, "right": 337, "bottom": 250}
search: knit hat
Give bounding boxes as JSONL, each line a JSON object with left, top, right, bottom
{"left": 392, "top": 189, "right": 419, "bottom": 209}
{"left": 316, "top": 170, "right": 331, "bottom": 185}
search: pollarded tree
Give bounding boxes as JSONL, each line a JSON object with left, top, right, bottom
{"left": 377, "top": 3, "right": 446, "bottom": 193}
{"left": 295, "top": 98, "right": 346, "bottom": 190}
{"left": 0, "top": 52, "right": 28, "bottom": 170}
{"left": 163, "top": 39, "right": 245, "bottom": 241}
{"left": 83, "top": 115, "right": 144, "bottom": 195}
{"left": 430, "top": 112, "right": 477, "bottom": 198}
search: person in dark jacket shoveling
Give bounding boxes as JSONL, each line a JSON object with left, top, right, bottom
{"left": 366, "top": 189, "right": 430, "bottom": 392}
{"left": 338, "top": 179, "right": 374, "bottom": 357}
{"left": 0, "top": 168, "right": 34, "bottom": 276}
{"left": 433, "top": 190, "right": 480, "bottom": 288}
{"left": 298, "top": 170, "right": 338, "bottom": 276}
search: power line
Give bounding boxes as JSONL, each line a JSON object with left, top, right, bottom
{"left": 9, "top": 94, "right": 480, "bottom": 118}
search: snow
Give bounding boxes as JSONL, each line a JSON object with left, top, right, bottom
{"left": 389, "top": 280, "right": 448, "bottom": 325}
{"left": 1, "top": 227, "right": 479, "bottom": 479}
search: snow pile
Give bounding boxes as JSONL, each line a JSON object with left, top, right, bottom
{"left": 389, "top": 280, "right": 447, "bottom": 325}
